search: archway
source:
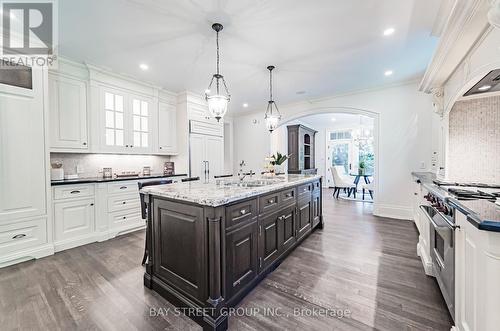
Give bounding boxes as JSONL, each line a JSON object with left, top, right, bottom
{"left": 273, "top": 107, "right": 381, "bottom": 211}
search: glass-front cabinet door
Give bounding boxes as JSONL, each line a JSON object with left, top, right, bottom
{"left": 100, "top": 87, "right": 152, "bottom": 153}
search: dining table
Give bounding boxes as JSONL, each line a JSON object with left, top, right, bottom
{"left": 350, "top": 173, "right": 373, "bottom": 188}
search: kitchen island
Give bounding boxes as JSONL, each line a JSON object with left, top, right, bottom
{"left": 140, "top": 174, "right": 323, "bottom": 330}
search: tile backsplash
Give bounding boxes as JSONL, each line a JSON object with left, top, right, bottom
{"left": 50, "top": 153, "right": 171, "bottom": 178}
{"left": 448, "top": 96, "right": 500, "bottom": 184}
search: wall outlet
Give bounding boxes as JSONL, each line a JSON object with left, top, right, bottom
{"left": 420, "top": 161, "right": 426, "bottom": 169}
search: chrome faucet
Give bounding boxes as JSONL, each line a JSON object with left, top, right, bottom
{"left": 238, "top": 160, "right": 249, "bottom": 181}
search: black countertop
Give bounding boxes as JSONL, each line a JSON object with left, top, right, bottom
{"left": 51, "top": 173, "right": 187, "bottom": 186}
{"left": 412, "top": 172, "right": 500, "bottom": 232}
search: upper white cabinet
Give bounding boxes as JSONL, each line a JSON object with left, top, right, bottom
{"left": 157, "top": 101, "right": 177, "bottom": 154}
{"left": 0, "top": 67, "right": 47, "bottom": 222}
{"left": 98, "top": 87, "right": 153, "bottom": 154}
{"left": 48, "top": 74, "right": 88, "bottom": 150}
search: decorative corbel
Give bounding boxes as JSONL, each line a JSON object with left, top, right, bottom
{"left": 431, "top": 87, "right": 445, "bottom": 117}
{"left": 489, "top": 0, "right": 500, "bottom": 29}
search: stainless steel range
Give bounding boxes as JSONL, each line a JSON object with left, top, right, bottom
{"left": 419, "top": 181, "right": 500, "bottom": 321}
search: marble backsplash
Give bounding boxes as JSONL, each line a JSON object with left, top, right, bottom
{"left": 50, "top": 153, "right": 171, "bottom": 178}
{"left": 448, "top": 95, "right": 500, "bottom": 184}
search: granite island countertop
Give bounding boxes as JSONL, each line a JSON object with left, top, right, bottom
{"left": 412, "top": 172, "right": 500, "bottom": 232}
{"left": 140, "top": 174, "right": 322, "bottom": 207}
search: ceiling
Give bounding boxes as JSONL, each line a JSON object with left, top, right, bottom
{"left": 298, "top": 113, "right": 374, "bottom": 130}
{"left": 59, "top": 0, "right": 442, "bottom": 114}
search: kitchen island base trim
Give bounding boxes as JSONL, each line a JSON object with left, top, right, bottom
{"left": 143, "top": 176, "right": 323, "bottom": 330}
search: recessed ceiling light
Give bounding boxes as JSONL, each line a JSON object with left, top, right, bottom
{"left": 296, "top": 90, "right": 306, "bottom": 95}
{"left": 243, "top": 103, "right": 248, "bottom": 108}
{"left": 478, "top": 85, "right": 492, "bottom": 91}
{"left": 384, "top": 70, "right": 393, "bottom": 76}
{"left": 139, "top": 63, "right": 149, "bottom": 70}
{"left": 383, "top": 27, "right": 395, "bottom": 36}
{"left": 331, "top": 118, "right": 337, "bottom": 122}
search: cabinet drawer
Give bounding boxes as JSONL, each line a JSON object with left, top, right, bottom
{"left": 107, "top": 181, "right": 138, "bottom": 195}
{"left": 53, "top": 184, "right": 94, "bottom": 200}
{"left": 108, "top": 210, "right": 144, "bottom": 229}
{"left": 226, "top": 199, "right": 257, "bottom": 229}
{"left": 259, "top": 192, "right": 280, "bottom": 215}
{"left": 0, "top": 218, "right": 47, "bottom": 256}
{"left": 297, "top": 183, "right": 312, "bottom": 198}
{"left": 280, "top": 188, "right": 296, "bottom": 206}
{"left": 107, "top": 193, "right": 140, "bottom": 213}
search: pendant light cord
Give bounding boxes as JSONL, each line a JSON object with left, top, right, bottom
{"left": 269, "top": 68, "right": 273, "bottom": 102}
{"left": 216, "top": 30, "right": 220, "bottom": 94}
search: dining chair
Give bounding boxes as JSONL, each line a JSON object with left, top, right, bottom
{"left": 331, "top": 166, "right": 357, "bottom": 199}
{"left": 138, "top": 179, "right": 173, "bottom": 265}
{"left": 361, "top": 182, "right": 374, "bottom": 200}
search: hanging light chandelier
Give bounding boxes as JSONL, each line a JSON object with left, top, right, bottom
{"left": 264, "top": 65, "right": 281, "bottom": 132}
{"left": 205, "top": 23, "right": 230, "bottom": 122}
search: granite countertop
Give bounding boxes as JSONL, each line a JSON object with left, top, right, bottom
{"left": 51, "top": 173, "right": 187, "bottom": 186}
{"left": 140, "top": 174, "right": 322, "bottom": 207}
{"left": 412, "top": 172, "right": 500, "bottom": 232}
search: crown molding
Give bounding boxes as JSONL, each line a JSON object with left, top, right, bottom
{"left": 419, "top": 0, "right": 491, "bottom": 93}
{"left": 489, "top": 0, "right": 500, "bottom": 28}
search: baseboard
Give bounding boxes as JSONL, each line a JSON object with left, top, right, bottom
{"left": 417, "top": 241, "right": 434, "bottom": 276}
{"left": 0, "top": 244, "right": 54, "bottom": 268}
{"left": 54, "top": 233, "right": 99, "bottom": 252}
{"left": 373, "top": 203, "right": 412, "bottom": 220}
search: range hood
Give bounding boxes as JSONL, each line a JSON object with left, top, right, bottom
{"left": 463, "top": 69, "right": 500, "bottom": 96}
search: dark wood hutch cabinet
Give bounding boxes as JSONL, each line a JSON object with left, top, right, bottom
{"left": 287, "top": 124, "right": 318, "bottom": 175}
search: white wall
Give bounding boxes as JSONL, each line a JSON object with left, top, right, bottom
{"left": 233, "top": 81, "right": 439, "bottom": 219}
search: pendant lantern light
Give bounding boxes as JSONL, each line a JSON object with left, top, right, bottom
{"left": 205, "top": 23, "right": 230, "bottom": 122}
{"left": 264, "top": 65, "right": 281, "bottom": 132}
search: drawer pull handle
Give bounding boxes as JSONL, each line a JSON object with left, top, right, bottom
{"left": 120, "top": 186, "right": 127, "bottom": 190}
{"left": 240, "top": 209, "right": 247, "bottom": 215}
{"left": 70, "top": 190, "right": 81, "bottom": 194}
{"left": 12, "top": 234, "right": 26, "bottom": 239}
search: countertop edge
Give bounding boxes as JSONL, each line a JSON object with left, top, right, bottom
{"left": 51, "top": 174, "right": 188, "bottom": 186}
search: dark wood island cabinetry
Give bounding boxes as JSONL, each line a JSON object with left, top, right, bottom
{"left": 141, "top": 175, "right": 323, "bottom": 330}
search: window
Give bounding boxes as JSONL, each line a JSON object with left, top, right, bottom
{"left": 330, "top": 131, "right": 352, "bottom": 140}
{"left": 132, "top": 99, "right": 149, "bottom": 148}
{"left": 104, "top": 92, "right": 124, "bottom": 146}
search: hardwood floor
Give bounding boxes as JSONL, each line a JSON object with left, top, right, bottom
{"left": 0, "top": 189, "right": 452, "bottom": 330}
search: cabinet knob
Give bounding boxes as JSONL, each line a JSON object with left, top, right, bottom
{"left": 12, "top": 234, "right": 26, "bottom": 239}
{"left": 125, "top": 145, "right": 129, "bottom": 147}
{"left": 122, "top": 201, "right": 126, "bottom": 204}
{"left": 159, "top": 147, "right": 162, "bottom": 149}
{"left": 82, "top": 142, "right": 87, "bottom": 146}
{"left": 90, "top": 203, "right": 94, "bottom": 206}
{"left": 123, "top": 216, "right": 127, "bottom": 219}
{"left": 268, "top": 199, "right": 274, "bottom": 204}
{"left": 240, "top": 209, "right": 247, "bottom": 215}
{"left": 130, "top": 145, "right": 134, "bottom": 148}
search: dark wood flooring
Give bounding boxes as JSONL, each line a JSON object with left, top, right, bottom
{"left": 0, "top": 189, "right": 453, "bottom": 330}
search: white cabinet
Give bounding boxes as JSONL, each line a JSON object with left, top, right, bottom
{"left": 0, "top": 67, "right": 47, "bottom": 222}
{"left": 157, "top": 101, "right": 177, "bottom": 154}
{"left": 48, "top": 74, "right": 88, "bottom": 150}
{"left": 53, "top": 198, "right": 95, "bottom": 248}
{"left": 99, "top": 87, "right": 153, "bottom": 154}
{"left": 190, "top": 133, "right": 224, "bottom": 180}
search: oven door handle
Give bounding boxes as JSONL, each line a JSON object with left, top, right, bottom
{"left": 419, "top": 205, "right": 459, "bottom": 230}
